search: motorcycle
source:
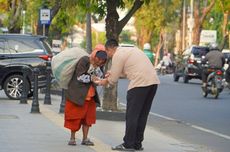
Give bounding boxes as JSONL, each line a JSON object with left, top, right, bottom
{"left": 156, "top": 60, "right": 174, "bottom": 75}
{"left": 202, "top": 65, "right": 224, "bottom": 99}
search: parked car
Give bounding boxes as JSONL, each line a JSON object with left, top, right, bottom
{"left": 173, "top": 45, "right": 210, "bottom": 83}
{"left": 0, "top": 34, "right": 53, "bottom": 99}
{"left": 222, "top": 49, "right": 230, "bottom": 66}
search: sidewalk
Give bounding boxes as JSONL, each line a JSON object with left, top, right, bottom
{"left": 0, "top": 94, "right": 198, "bottom": 152}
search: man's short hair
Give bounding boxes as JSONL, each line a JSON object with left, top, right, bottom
{"left": 105, "top": 39, "right": 119, "bottom": 48}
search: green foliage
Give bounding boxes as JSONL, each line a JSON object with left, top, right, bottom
{"left": 203, "top": 0, "right": 230, "bottom": 46}
{"left": 135, "top": 0, "right": 181, "bottom": 49}
{"left": 135, "top": 1, "right": 164, "bottom": 33}
{"left": 92, "top": 31, "right": 106, "bottom": 48}
{"left": 50, "top": 8, "right": 76, "bottom": 35}
{"left": 81, "top": 31, "right": 106, "bottom": 49}
{"left": 119, "top": 30, "right": 136, "bottom": 44}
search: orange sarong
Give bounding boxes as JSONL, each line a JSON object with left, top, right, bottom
{"left": 64, "top": 85, "right": 96, "bottom": 131}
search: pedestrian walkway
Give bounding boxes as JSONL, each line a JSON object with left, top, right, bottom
{"left": 0, "top": 93, "right": 198, "bottom": 152}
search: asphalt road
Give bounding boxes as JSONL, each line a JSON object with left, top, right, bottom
{"left": 117, "top": 74, "right": 230, "bottom": 152}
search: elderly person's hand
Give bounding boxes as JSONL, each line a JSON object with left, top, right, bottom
{"left": 94, "top": 78, "right": 108, "bottom": 86}
{"left": 91, "top": 75, "right": 100, "bottom": 83}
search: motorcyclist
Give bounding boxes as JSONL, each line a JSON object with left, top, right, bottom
{"left": 201, "top": 42, "right": 225, "bottom": 89}
{"left": 143, "top": 43, "right": 155, "bottom": 64}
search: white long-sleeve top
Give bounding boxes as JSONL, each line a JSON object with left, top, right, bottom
{"left": 108, "top": 46, "right": 160, "bottom": 90}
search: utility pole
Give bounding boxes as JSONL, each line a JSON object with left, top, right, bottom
{"left": 188, "top": 0, "right": 194, "bottom": 46}
{"left": 86, "top": 2, "right": 92, "bottom": 54}
{"left": 22, "top": 10, "right": 26, "bottom": 34}
{"left": 182, "top": 0, "right": 186, "bottom": 51}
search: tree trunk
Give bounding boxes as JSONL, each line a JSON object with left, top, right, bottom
{"left": 103, "top": 0, "right": 120, "bottom": 111}
{"left": 192, "top": 17, "right": 201, "bottom": 45}
{"left": 222, "top": 11, "right": 228, "bottom": 39}
{"left": 137, "top": 26, "right": 152, "bottom": 48}
{"left": 103, "top": 0, "right": 144, "bottom": 110}
{"left": 154, "top": 29, "right": 164, "bottom": 67}
{"left": 220, "top": 11, "right": 229, "bottom": 50}
{"left": 8, "top": 0, "right": 22, "bottom": 33}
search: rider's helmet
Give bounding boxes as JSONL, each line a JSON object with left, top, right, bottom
{"left": 208, "top": 42, "right": 219, "bottom": 51}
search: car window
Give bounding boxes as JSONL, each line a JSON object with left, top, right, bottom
{"left": 192, "top": 47, "right": 209, "bottom": 57}
{"left": 223, "top": 53, "right": 230, "bottom": 59}
{"left": 7, "top": 38, "right": 44, "bottom": 53}
{"left": 0, "top": 40, "right": 6, "bottom": 53}
{"left": 41, "top": 40, "right": 53, "bottom": 54}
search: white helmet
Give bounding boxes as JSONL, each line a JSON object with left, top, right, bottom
{"left": 144, "top": 43, "right": 151, "bottom": 50}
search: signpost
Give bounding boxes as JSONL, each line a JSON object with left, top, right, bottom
{"left": 40, "top": 9, "right": 51, "bottom": 36}
{"left": 200, "top": 30, "right": 217, "bottom": 44}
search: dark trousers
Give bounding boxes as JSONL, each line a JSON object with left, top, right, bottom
{"left": 202, "top": 69, "right": 210, "bottom": 83}
{"left": 123, "top": 84, "right": 158, "bottom": 149}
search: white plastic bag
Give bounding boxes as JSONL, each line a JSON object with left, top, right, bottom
{"left": 51, "top": 47, "right": 88, "bottom": 89}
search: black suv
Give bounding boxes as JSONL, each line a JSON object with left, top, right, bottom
{"left": 0, "top": 34, "right": 53, "bottom": 99}
{"left": 173, "top": 46, "right": 210, "bottom": 83}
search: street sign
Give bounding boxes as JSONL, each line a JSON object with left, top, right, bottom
{"left": 40, "top": 9, "right": 50, "bottom": 25}
{"left": 200, "top": 30, "right": 217, "bottom": 43}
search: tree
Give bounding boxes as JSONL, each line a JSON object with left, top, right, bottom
{"left": 192, "top": 0, "right": 215, "bottom": 45}
{"left": 6, "top": 0, "right": 24, "bottom": 33}
{"left": 101, "top": 0, "right": 152, "bottom": 110}
{"left": 134, "top": 0, "right": 181, "bottom": 66}
{"left": 218, "top": 0, "right": 230, "bottom": 48}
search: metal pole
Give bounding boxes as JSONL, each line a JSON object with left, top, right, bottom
{"left": 44, "top": 61, "right": 51, "bottom": 104}
{"left": 31, "top": 68, "right": 40, "bottom": 113}
{"left": 43, "top": 24, "right": 45, "bottom": 36}
{"left": 22, "top": 10, "right": 26, "bottom": 34}
{"left": 189, "top": 0, "right": 194, "bottom": 46}
{"left": 182, "top": 0, "right": 186, "bottom": 51}
{"left": 20, "top": 66, "right": 28, "bottom": 104}
{"left": 86, "top": 2, "right": 92, "bottom": 54}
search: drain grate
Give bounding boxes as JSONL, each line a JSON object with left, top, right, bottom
{"left": 0, "top": 114, "right": 19, "bottom": 119}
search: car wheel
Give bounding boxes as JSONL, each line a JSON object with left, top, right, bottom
{"left": 3, "top": 75, "right": 30, "bottom": 100}
{"left": 173, "top": 73, "right": 180, "bottom": 82}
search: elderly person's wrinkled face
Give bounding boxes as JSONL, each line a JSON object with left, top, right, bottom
{"left": 94, "top": 57, "right": 106, "bottom": 67}
{"left": 91, "top": 50, "right": 107, "bottom": 67}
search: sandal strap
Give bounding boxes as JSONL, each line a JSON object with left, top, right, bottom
{"left": 81, "top": 138, "right": 94, "bottom": 146}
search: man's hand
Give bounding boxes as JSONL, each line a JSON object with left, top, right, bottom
{"left": 104, "top": 71, "right": 111, "bottom": 78}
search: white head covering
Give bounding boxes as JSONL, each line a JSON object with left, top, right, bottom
{"left": 144, "top": 43, "right": 151, "bottom": 50}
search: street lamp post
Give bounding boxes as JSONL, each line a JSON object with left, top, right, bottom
{"left": 188, "top": 0, "right": 194, "bottom": 46}
{"left": 182, "top": 0, "right": 186, "bottom": 51}
{"left": 22, "top": 10, "right": 26, "bottom": 34}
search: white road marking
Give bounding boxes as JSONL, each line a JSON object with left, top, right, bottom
{"left": 150, "top": 112, "right": 230, "bottom": 140}
{"left": 120, "top": 102, "right": 230, "bottom": 140}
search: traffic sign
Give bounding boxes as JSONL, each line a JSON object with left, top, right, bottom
{"left": 40, "top": 9, "right": 50, "bottom": 25}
